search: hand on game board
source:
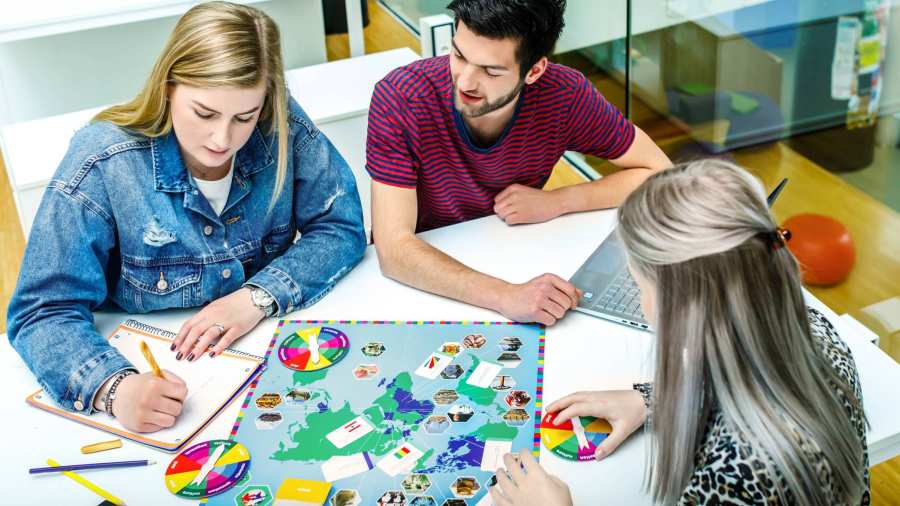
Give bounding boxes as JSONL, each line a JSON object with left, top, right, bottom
{"left": 493, "top": 184, "right": 568, "bottom": 225}
{"left": 490, "top": 449, "right": 573, "bottom": 506}
{"left": 497, "top": 273, "right": 582, "bottom": 326}
{"left": 172, "top": 287, "right": 265, "bottom": 362}
{"left": 545, "top": 390, "right": 647, "bottom": 460}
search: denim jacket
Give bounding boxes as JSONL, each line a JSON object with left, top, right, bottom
{"left": 7, "top": 98, "right": 366, "bottom": 414}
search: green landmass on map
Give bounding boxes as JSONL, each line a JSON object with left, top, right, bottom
{"left": 272, "top": 372, "right": 434, "bottom": 462}
{"left": 475, "top": 421, "right": 518, "bottom": 441}
{"left": 292, "top": 369, "right": 329, "bottom": 386}
{"left": 270, "top": 353, "right": 520, "bottom": 470}
{"left": 455, "top": 355, "right": 499, "bottom": 406}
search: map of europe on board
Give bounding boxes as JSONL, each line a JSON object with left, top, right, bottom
{"left": 206, "top": 320, "right": 545, "bottom": 506}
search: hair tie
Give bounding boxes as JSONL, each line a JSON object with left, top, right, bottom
{"left": 760, "top": 227, "right": 791, "bottom": 250}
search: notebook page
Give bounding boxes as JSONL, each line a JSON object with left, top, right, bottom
{"left": 104, "top": 326, "right": 259, "bottom": 446}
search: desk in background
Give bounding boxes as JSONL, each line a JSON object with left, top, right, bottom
{"left": 2, "top": 209, "right": 899, "bottom": 505}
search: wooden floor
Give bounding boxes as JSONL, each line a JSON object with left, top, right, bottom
{"left": 1, "top": 0, "right": 897, "bottom": 502}
{"left": 325, "top": 0, "right": 421, "bottom": 60}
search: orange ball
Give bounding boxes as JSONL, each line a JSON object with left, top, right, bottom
{"left": 782, "top": 214, "right": 855, "bottom": 286}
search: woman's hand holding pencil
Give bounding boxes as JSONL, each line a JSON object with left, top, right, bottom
{"left": 112, "top": 342, "right": 188, "bottom": 433}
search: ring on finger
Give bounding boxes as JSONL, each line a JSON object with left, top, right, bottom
{"left": 210, "top": 323, "right": 226, "bottom": 334}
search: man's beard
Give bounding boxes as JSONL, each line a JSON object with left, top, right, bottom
{"left": 454, "top": 79, "right": 525, "bottom": 118}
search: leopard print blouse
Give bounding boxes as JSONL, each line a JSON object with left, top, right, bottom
{"left": 633, "top": 308, "right": 870, "bottom": 505}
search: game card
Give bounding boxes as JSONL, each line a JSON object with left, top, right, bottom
{"left": 326, "top": 416, "right": 374, "bottom": 449}
{"left": 274, "top": 478, "right": 331, "bottom": 505}
{"left": 480, "top": 439, "right": 513, "bottom": 472}
{"left": 321, "top": 453, "right": 375, "bottom": 482}
{"left": 376, "top": 442, "right": 424, "bottom": 476}
{"left": 466, "top": 360, "right": 503, "bottom": 388}
{"left": 414, "top": 352, "right": 453, "bottom": 380}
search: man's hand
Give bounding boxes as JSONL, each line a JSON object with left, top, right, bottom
{"left": 497, "top": 273, "right": 582, "bottom": 326}
{"left": 494, "top": 184, "right": 567, "bottom": 225}
{"left": 113, "top": 371, "right": 188, "bottom": 433}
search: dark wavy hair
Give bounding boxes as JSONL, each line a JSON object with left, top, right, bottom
{"left": 446, "top": 0, "right": 566, "bottom": 77}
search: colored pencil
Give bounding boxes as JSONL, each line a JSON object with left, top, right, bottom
{"left": 30, "top": 459, "right": 155, "bottom": 474}
{"left": 45, "top": 458, "right": 126, "bottom": 506}
{"left": 140, "top": 340, "right": 163, "bottom": 378}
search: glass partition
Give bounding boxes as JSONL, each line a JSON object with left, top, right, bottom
{"left": 376, "top": 0, "right": 448, "bottom": 31}
{"left": 554, "top": 0, "right": 899, "bottom": 211}
{"left": 379, "top": 0, "right": 898, "bottom": 206}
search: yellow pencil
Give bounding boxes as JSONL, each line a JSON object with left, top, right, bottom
{"left": 46, "top": 458, "right": 126, "bottom": 505}
{"left": 140, "top": 340, "right": 163, "bottom": 378}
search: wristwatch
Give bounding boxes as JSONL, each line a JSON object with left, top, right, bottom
{"left": 248, "top": 285, "right": 277, "bottom": 317}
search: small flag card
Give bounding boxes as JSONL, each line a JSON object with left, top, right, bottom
{"left": 414, "top": 352, "right": 453, "bottom": 380}
{"left": 326, "top": 416, "right": 374, "bottom": 449}
{"left": 376, "top": 442, "right": 424, "bottom": 476}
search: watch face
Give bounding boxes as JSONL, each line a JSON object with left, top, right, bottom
{"left": 252, "top": 288, "right": 273, "bottom": 306}
{"left": 251, "top": 288, "right": 275, "bottom": 314}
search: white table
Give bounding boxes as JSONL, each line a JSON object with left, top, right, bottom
{"left": 2, "top": 209, "right": 899, "bottom": 505}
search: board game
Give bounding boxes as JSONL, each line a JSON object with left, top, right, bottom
{"left": 205, "top": 320, "right": 545, "bottom": 506}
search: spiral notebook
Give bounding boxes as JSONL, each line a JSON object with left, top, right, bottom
{"left": 25, "top": 319, "right": 266, "bottom": 452}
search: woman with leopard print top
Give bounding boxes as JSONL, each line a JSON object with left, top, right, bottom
{"left": 490, "top": 160, "right": 868, "bottom": 506}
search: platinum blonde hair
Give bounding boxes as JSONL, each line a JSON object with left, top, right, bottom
{"left": 617, "top": 159, "right": 865, "bottom": 505}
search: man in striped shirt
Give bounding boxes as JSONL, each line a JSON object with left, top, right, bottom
{"left": 367, "top": 0, "right": 671, "bottom": 326}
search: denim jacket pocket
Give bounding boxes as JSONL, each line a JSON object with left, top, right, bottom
{"left": 262, "top": 224, "right": 294, "bottom": 255}
{"left": 121, "top": 256, "right": 201, "bottom": 312}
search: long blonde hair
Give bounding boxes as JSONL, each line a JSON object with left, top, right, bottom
{"left": 617, "top": 160, "right": 866, "bottom": 505}
{"left": 94, "top": 1, "right": 289, "bottom": 204}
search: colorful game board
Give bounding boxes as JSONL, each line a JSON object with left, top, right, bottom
{"left": 206, "top": 320, "right": 545, "bottom": 506}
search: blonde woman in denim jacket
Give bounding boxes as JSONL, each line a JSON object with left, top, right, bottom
{"left": 7, "top": 2, "right": 366, "bottom": 433}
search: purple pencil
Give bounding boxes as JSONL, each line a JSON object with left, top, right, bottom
{"left": 29, "top": 459, "right": 156, "bottom": 474}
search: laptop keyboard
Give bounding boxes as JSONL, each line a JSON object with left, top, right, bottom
{"left": 588, "top": 270, "right": 645, "bottom": 319}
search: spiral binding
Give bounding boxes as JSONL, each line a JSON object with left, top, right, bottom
{"left": 123, "top": 319, "right": 264, "bottom": 360}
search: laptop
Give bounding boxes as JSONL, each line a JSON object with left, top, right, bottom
{"left": 570, "top": 177, "right": 788, "bottom": 331}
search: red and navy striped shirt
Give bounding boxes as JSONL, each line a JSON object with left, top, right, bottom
{"left": 366, "top": 56, "right": 635, "bottom": 232}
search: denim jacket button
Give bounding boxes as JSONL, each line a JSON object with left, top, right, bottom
{"left": 203, "top": 225, "right": 213, "bottom": 236}
{"left": 222, "top": 268, "right": 232, "bottom": 279}
{"left": 157, "top": 274, "right": 169, "bottom": 291}
{"left": 73, "top": 399, "right": 84, "bottom": 411}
